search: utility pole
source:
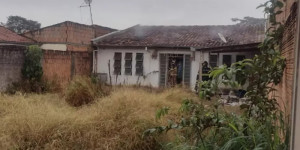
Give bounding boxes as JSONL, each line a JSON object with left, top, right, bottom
{"left": 88, "top": 2, "right": 93, "bottom": 25}
{"left": 80, "top": 0, "right": 94, "bottom": 25}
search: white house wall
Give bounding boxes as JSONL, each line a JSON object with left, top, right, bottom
{"left": 96, "top": 48, "right": 202, "bottom": 90}
{"left": 95, "top": 48, "right": 256, "bottom": 90}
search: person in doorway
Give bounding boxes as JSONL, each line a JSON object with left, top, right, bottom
{"left": 168, "top": 59, "right": 177, "bottom": 87}
{"left": 195, "top": 61, "right": 211, "bottom": 92}
{"left": 202, "top": 61, "right": 211, "bottom": 81}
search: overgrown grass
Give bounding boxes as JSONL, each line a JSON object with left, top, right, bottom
{"left": 65, "top": 76, "right": 98, "bottom": 107}
{"left": 0, "top": 87, "right": 200, "bottom": 149}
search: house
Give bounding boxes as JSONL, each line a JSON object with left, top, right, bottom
{"left": 23, "top": 21, "right": 116, "bottom": 51}
{"left": 92, "top": 23, "right": 264, "bottom": 89}
{"left": 0, "top": 26, "right": 34, "bottom": 91}
{"left": 19, "top": 21, "right": 116, "bottom": 86}
{"left": 0, "top": 26, "right": 34, "bottom": 45}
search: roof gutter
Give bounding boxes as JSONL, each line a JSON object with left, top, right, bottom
{"left": 94, "top": 45, "right": 192, "bottom": 50}
{"left": 195, "top": 43, "right": 260, "bottom": 53}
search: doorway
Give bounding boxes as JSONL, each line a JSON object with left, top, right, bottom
{"left": 159, "top": 54, "right": 191, "bottom": 87}
{"left": 167, "top": 54, "right": 184, "bottom": 87}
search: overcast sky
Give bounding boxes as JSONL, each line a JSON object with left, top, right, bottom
{"left": 0, "top": 0, "right": 265, "bottom": 30}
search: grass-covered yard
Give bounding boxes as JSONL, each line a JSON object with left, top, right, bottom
{"left": 0, "top": 87, "right": 209, "bottom": 149}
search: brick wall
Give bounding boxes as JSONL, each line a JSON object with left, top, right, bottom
{"left": 277, "top": 0, "right": 297, "bottom": 24}
{"left": 274, "top": 1, "right": 297, "bottom": 113}
{"left": 72, "top": 52, "right": 92, "bottom": 77}
{"left": 42, "top": 50, "right": 92, "bottom": 87}
{"left": 23, "top": 21, "right": 115, "bottom": 51}
{"left": 0, "top": 45, "right": 25, "bottom": 91}
{"left": 42, "top": 51, "right": 72, "bottom": 86}
{"left": 0, "top": 46, "right": 92, "bottom": 91}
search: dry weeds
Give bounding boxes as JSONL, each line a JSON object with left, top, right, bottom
{"left": 0, "top": 87, "right": 198, "bottom": 150}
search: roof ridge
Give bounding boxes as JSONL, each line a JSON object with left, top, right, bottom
{"left": 22, "top": 21, "right": 116, "bottom": 34}
{"left": 134, "top": 24, "right": 241, "bottom": 27}
{"left": 0, "top": 26, "right": 34, "bottom": 43}
{"left": 93, "top": 23, "right": 265, "bottom": 49}
{"left": 92, "top": 25, "right": 139, "bottom": 43}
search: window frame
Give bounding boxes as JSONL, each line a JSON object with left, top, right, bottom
{"left": 136, "top": 53, "right": 144, "bottom": 76}
{"left": 222, "top": 55, "right": 232, "bottom": 67}
{"left": 236, "top": 55, "right": 246, "bottom": 62}
{"left": 124, "top": 53, "right": 133, "bottom": 75}
{"left": 113, "top": 52, "right": 122, "bottom": 75}
{"left": 209, "top": 54, "right": 218, "bottom": 68}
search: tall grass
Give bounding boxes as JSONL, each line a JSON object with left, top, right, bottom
{"left": 0, "top": 87, "right": 197, "bottom": 149}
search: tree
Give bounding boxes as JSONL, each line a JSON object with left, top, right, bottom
{"left": 232, "top": 16, "right": 266, "bottom": 25}
{"left": 4, "top": 16, "right": 41, "bottom": 34}
{"left": 22, "top": 45, "right": 43, "bottom": 82}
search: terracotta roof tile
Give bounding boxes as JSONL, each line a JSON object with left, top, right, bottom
{"left": 94, "top": 24, "right": 265, "bottom": 49}
{"left": 0, "top": 26, "right": 34, "bottom": 43}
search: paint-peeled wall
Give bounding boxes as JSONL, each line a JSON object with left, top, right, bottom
{"left": 96, "top": 48, "right": 201, "bottom": 89}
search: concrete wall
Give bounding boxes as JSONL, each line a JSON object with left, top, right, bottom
{"left": 95, "top": 48, "right": 256, "bottom": 90}
{"left": 0, "top": 45, "right": 25, "bottom": 91}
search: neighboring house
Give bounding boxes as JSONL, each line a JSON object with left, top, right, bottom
{"left": 23, "top": 21, "right": 116, "bottom": 51}
{"left": 0, "top": 26, "right": 34, "bottom": 45}
{"left": 92, "top": 24, "right": 264, "bottom": 89}
{"left": 0, "top": 26, "right": 34, "bottom": 91}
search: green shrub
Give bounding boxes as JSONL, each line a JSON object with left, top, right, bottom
{"left": 65, "top": 77, "right": 98, "bottom": 107}
{"left": 22, "top": 45, "right": 43, "bottom": 82}
{"left": 7, "top": 45, "right": 45, "bottom": 94}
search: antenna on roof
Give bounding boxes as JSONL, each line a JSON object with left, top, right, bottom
{"left": 218, "top": 33, "right": 227, "bottom": 43}
{"left": 80, "top": 0, "right": 94, "bottom": 25}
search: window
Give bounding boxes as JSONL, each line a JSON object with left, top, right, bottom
{"left": 136, "top": 53, "right": 144, "bottom": 75}
{"left": 125, "top": 53, "right": 132, "bottom": 75}
{"left": 209, "top": 54, "right": 218, "bottom": 68}
{"left": 114, "top": 52, "right": 122, "bottom": 75}
{"left": 236, "top": 55, "right": 246, "bottom": 62}
{"left": 223, "top": 55, "right": 232, "bottom": 67}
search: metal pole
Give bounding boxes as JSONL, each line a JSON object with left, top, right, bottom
{"left": 89, "top": 3, "right": 94, "bottom": 25}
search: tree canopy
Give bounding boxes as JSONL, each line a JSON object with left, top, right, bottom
{"left": 3, "top": 16, "right": 41, "bottom": 34}
{"left": 232, "top": 16, "right": 266, "bottom": 25}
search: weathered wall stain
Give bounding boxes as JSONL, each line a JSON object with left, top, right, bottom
{"left": 0, "top": 45, "right": 25, "bottom": 91}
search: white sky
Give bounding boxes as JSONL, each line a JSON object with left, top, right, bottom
{"left": 0, "top": 0, "right": 265, "bottom": 30}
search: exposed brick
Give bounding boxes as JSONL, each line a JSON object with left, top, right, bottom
{"left": 274, "top": 1, "right": 297, "bottom": 114}
{"left": 42, "top": 50, "right": 92, "bottom": 87}
{"left": 23, "top": 21, "right": 116, "bottom": 52}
